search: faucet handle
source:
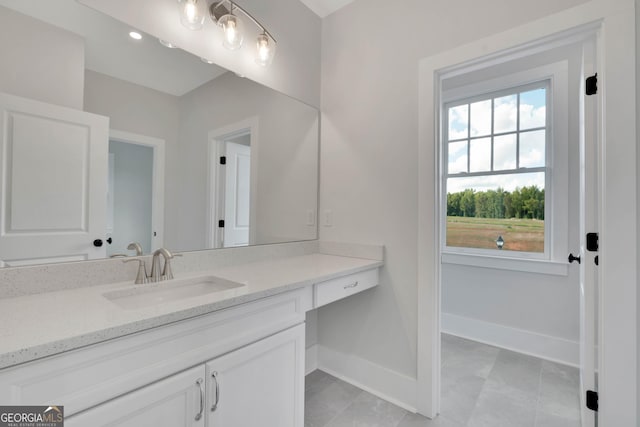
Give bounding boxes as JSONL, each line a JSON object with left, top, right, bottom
{"left": 123, "top": 258, "right": 149, "bottom": 284}
{"left": 162, "top": 253, "right": 182, "bottom": 280}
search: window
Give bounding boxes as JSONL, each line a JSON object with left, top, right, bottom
{"left": 444, "top": 81, "right": 549, "bottom": 256}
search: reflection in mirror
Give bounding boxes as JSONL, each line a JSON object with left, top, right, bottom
{"left": 0, "top": 0, "right": 318, "bottom": 267}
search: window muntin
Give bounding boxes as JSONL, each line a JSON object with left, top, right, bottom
{"left": 444, "top": 80, "right": 549, "bottom": 255}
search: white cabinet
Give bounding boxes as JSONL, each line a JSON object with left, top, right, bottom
{"left": 65, "top": 324, "right": 304, "bottom": 427}
{"left": 206, "top": 324, "right": 304, "bottom": 427}
{"left": 66, "top": 365, "right": 206, "bottom": 427}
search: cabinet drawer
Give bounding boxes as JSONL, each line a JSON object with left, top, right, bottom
{"left": 314, "top": 268, "right": 378, "bottom": 308}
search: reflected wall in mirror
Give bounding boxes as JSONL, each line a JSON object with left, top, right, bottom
{"left": 0, "top": 0, "right": 318, "bottom": 267}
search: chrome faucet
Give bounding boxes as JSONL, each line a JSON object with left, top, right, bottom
{"left": 122, "top": 258, "right": 149, "bottom": 284}
{"left": 151, "top": 248, "right": 181, "bottom": 282}
{"left": 127, "top": 242, "right": 143, "bottom": 256}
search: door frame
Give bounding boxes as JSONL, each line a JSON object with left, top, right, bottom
{"left": 207, "top": 117, "right": 259, "bottom": 249}
{"left": 417, "top": 3, "right": 636, "bottom": 424}
{"left": 109, "top": 129, "right": 165, "bottom": 253}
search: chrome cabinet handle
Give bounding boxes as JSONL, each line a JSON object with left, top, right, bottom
{"left": 195, "top": 378, "right": 204, "bottom": 421}
{"left": 211, "top": 371, "right": 220, "bottom": 412}
{"left": 344, "top": 281, "right": 359, "bottom": 290}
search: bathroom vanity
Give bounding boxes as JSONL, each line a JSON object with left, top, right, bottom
{"left": 0, "top": 250, "right": 381, "bottom": 426}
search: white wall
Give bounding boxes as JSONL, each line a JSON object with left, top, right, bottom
{"left": 318, "top": 0, "right": 589, "bottom": 390}
{"left": 107, "top": 141, "right": 154, "bottom": 256}
{"left": 177, "top": 72, "right": 319, "bottom": 251}
{"left": 0, "top": 5, "right": 84, "bottom": 109}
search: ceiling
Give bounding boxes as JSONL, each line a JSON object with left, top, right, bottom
{"left": 0, "top": 0, "right": 228, "bottom": 96}
{"left": 298, "top": 0, "right": 355, "bottom": 17}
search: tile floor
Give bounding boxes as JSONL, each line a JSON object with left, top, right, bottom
{"left": 304, "top": 334, "right": 581, "bottom": 427}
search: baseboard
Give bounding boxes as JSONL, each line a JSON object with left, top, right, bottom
{"left": 305, "top": 344, "right": 318, "bottom": 375}
{"left": 315, "top": 345, "right": 417, "bottom": 412}
{"left": 442, "top": 313, "right": 579, "bottom": 367}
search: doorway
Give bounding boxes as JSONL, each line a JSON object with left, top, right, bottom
{"left": 417, "top": 22, "right": 604, "bottom": 426}
{"left": 207, "top": 117, "right": 259, "bottom": 249}
{"left": 107, "top": 130, "right": 165, "bottom": 256}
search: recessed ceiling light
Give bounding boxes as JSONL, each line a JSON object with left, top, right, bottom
{"left": 129, "top": 31, "right": 142, "bottom": 40}
{"left": 159, "top": 39, "right": 178, "bottom": 48}
{"left": 200, "top": 57, "right": 215, "bottom": 64}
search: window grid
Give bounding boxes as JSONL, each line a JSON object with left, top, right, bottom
{"left": 446, "top": 82, "right": 548, "bottom": 179}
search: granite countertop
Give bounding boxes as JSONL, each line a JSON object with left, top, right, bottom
{"left": 0, "top": 253, "right": 382, "bottom": 369}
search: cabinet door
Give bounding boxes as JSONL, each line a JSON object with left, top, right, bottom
{"left": 206, "top": 323, "right": 305, "bottom": 427}
{"left": 0, "top": 92, "right": 109, "bottom": 267}
{"left": 66, "top": 365, "right": 206, "bottom": 427}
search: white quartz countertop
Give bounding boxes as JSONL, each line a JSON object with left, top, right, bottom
{"left": 0, "top": 253, "right": 382, "bottom": 369}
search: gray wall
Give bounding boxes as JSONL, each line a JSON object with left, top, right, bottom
{"left": 0, "top": 5, "right": 84, "bottom": 109}
{"left": 83, "top": 70, "right": 182, "bottom": 249}
{"left": 317, "top": 0, "right": 589, "bottom": 379}
{"left": 177, "top": 72, "right": 319, "bottom": 251}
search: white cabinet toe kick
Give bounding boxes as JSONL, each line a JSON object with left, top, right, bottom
{"left": 0, "top": 265, "right": 379, "bottom": 427}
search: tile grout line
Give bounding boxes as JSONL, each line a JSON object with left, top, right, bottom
{"left": 320, "top": 389, "right": 365, "bottom": 427}
{"left": 532, "top": 359, "right": 544, "bottom": 427}
{"left": 461, "top": 347, "right": 500, "bottom": 426}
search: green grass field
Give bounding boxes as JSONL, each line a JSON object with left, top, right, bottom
{"left": 446, "top": 216, "right": 544, "bottom": 253}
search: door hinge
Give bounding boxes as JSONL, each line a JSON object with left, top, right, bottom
{"left": 586, "top": 390, "right": 598, "bottom": 412}
{"left": 218, "top": 220, "right": 225, "bottom": 228}
{"left": 220, "top": 156, "right": 226, "bottom": 165}
{"left": 586, "top": 73, "right": 598, "bottom": 96}
{"left": 586, "top": 232, "right": 599, "bottom": 252}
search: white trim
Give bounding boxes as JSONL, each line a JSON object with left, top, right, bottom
{"left": 418, "top": 2, "right": 638, "bottom": 421}
{"left": 316, "top": 345, "right": 418, "bottom": 413}
{"left": 109, "top": 129, "right": 165, "bottom": 253}
{"left": 305, "top": 344, "right": 318, "bottom": 375}
{"left": 207, "top": 117, "right": 259, "bottom": 249}
{"left": 442, "top": 313, "right": 579, "bottom": 367}
{"left": 441, "top": 252, "right": 568, "bottom": 276}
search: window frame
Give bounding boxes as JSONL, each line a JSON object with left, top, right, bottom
{"left": 439, "top": 61, "right": 569, "bottom": 271}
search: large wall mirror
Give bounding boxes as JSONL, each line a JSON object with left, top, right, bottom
{"left": 0, "top": 0, "right": 318, "bottom": 267}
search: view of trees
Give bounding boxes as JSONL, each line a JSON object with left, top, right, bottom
{"left": 447, "top": 186, "right": 545, "bottom": 220}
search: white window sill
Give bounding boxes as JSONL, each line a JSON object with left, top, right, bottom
{"left": 441, "top": 252, "right": 569, "bottom": 276}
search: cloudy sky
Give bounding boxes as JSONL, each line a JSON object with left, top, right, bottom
{"left": 447, "top": 87, "right": 547, "bottom": 193}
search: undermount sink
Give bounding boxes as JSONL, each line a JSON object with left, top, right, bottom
{"left": 104, "top": 276, "right": 246, "bottom": 310}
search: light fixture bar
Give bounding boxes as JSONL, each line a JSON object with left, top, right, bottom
{"left": 209, "top": 0, "right": 277, "bottom": 43}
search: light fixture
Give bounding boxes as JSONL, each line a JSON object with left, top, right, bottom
{"left": 129, "top": 31, "right": 142, "bottom": 40}
{"left": 198, "top": 0, "right": 277, "bottom": 67}
{"left": 218, "top": 9, "right": 244, "bottom": 50}
{"left": 496, "top": 235, "right": 505, "bottom": 250}
{"left": 255, "top": 32, "right": 275, "bottom": 67}
{"left": 201, "top": 57, "right": 215, "bottom": 64}
{"left": 178, "top": 0, "right": 205, "bottom": 30}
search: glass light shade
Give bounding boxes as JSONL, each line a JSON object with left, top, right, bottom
{"left": 178, "top": 0, "right": 204, "bottom": 31}
{"left": 219, "top": 14, "right": 244, "bottom": 50}
{"left": 255, "top": 33, "right": 276, "bottom": 67}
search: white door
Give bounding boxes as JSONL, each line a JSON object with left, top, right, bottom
{"left": 0, "top": 93, "right": 109, "bottom": 267}
{"left": 66, "top": 365, "right": 206, "bottom": 427}
{"left": 223, "top": 141, "right": 250, "bottom": 247}
{"left": 578, "top": 40, "right": 599, "bottom": 427}
{"left": 206, "top": 324, "right": 305, "bottom": 427}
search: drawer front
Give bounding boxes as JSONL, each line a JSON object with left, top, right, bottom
{"left": 0, "top": 287, "right": 311, "bottom": 417}
{"left": 314, "top": 268, "right": 378, "bottom": 308}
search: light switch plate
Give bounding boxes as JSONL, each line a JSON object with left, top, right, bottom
{"left": 323, "top": 210, "right": 333, "bottom": 227}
